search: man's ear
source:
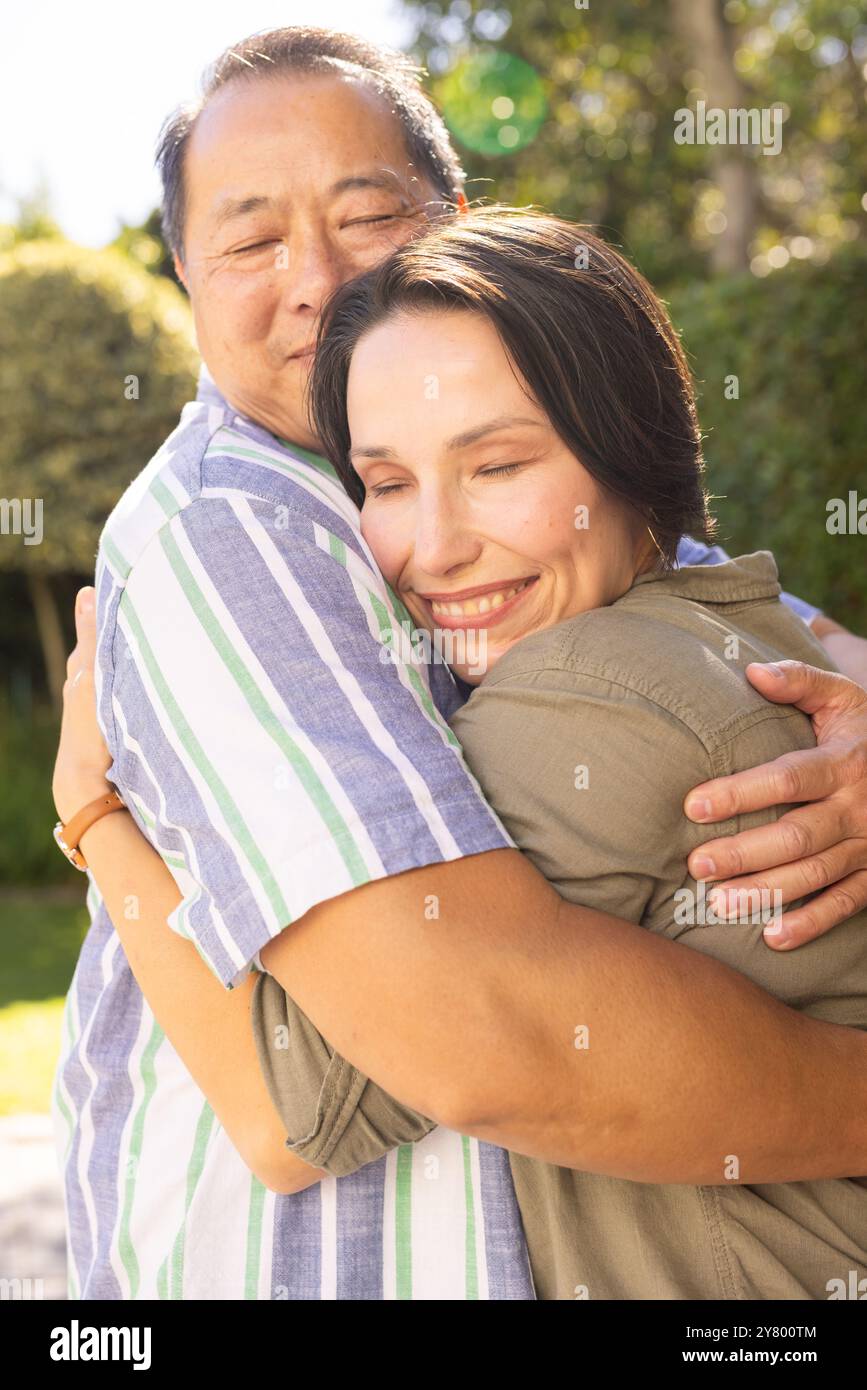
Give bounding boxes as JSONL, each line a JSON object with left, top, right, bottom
{"left": 173, "top": 252, "right": 189, "bottom": 292}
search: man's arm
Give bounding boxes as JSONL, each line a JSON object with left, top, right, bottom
{"left": 69, "top": 794, "right": 867, "bottom": 1190}
{"left": 811, "top": 614, "right": 867, "bottom": 689}
{"left": 260, "top": 849, "right": 867, "bottom": 1184}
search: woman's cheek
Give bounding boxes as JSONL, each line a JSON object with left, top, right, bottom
{"left": 494, "top": 484, "right": 574, "bottom": 556}
{"left": 360, "top": 509, "right": 404, "bottom": 587}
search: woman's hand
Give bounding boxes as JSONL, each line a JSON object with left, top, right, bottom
{"left": 52, "top": 586, "right": 114, "bottom": 824}
{"left": 685, "top": 660, "right": 867, "bottom": 949}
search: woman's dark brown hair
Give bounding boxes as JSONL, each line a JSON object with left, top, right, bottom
{"left": 308, "top": 207, "right": 715, "bottom": 564}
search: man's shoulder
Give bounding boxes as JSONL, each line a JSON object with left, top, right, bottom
{"left": 98, "top": 398, "right": 360, "bottom": 591}
{"left": 97, "top": 386, "right": 231, "bottom": 585}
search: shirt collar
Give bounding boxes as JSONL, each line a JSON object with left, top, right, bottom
{"left": 194, "top": 363, "right": 334, "bottom": 475}
{"left": 631, "top": 549, "right": 782, "bottom": 605}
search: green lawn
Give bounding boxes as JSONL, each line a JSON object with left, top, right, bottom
{"left": 0, "top": 890, "right": 89, "bottom": 1114}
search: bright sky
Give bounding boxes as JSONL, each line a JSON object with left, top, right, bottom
{"left": 0, "top": 0, "right": 412, "bottom": 247}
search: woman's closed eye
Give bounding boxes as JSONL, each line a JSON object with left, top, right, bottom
{"left": 367, "top": 460, "right": 533, "bottom": 499}
{"left": 477, "top": 461, "right": 529, "bottom": 481}
{"left": 367, "top": 478, "right": 409, "bottom": 499}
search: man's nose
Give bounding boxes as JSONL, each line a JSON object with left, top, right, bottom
{"left": 282, "top": 232, "right": 344, "bottom": 316}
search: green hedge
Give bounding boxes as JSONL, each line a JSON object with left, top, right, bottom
{"left": 0, "top": 698, "right": 67, "bottom": 885}
{"left": 669, "top": 245, "right": 866, "bottom": 632}
{"left": 0, "top": 238, "right": 198, "bottom": 578}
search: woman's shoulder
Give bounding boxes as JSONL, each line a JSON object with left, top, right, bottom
{"left": 474, "top": 551, "right": 822, "bottom": 753}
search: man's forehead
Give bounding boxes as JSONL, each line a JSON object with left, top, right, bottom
{"left": 186, "top": 74, "right": 422, "bottom": 219}
{"left": 190, "top": 71, "right": 406, "bottom": 165}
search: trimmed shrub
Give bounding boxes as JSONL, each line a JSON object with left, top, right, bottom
{"left": 0, "top": 238, "right": 199, "bottom": 577}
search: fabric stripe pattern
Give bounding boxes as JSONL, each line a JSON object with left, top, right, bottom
{"left": 51, "top": 366, "right": 533, "bottom": 1300}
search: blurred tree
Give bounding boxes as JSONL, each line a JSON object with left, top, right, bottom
{"left": 670, "top": 0, "right": 758, "bottom": 271}
{"left": 0, "top": 184, "right": 63, "bottom": 252}
{"left": 0, "top": 240, "right": 198, "bottom": 707}
{"left": 404, "top": 0, "right": 867, "bottom": 286}
{"left": 110, "top": 207, "right": 177, "bottom": 284}
{"left": 671, "top": 241, "right": 867, "bottom": 629}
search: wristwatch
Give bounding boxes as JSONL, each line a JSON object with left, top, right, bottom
{"left": 53, "top": 790, "right": 126, "bottom": 871}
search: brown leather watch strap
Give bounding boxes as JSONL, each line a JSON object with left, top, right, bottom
{"left": 53, "top": 790, "right": 126, "bottom": 871}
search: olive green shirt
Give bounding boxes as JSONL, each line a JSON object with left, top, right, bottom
{"left": 252, "top": 552, "right": 867, "bottom": 1299}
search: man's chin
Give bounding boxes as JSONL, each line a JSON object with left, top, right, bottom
{"left": 223, "top": 379, "right": 311, "bottom": 447}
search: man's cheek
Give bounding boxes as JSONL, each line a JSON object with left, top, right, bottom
{"left": 211, "top": 273, "right": 279, "bottom": 335}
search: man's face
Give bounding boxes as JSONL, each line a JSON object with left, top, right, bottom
{"left": 177, "top": 71, "right": 441, "bottom": 447}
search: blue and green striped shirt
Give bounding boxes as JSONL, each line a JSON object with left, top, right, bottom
{"left": 51, "top": 367, "right": 535, "bottom": 1301}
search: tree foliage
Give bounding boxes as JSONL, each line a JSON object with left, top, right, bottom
{"left": 405, "top": 0, "right": 866, "bottom": 287}
{"left": 670, "top": 241, "right": 867, "bottom": 629}
{"left": 0, "top": 238, "right": 198, "bottom": 576}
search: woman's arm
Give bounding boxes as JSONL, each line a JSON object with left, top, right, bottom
{"left": 54, "top": 597, "right": 324, "bottom": 1196}
{"left": 75, "top": 815, "right": 329, "bottom": 1196}
{"left": 85, "top": 813, "right": 325, "bottom": 1196}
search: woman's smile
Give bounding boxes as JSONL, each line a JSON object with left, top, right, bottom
{"left": 413, "top": 575, "right": 539, "bottom": 628}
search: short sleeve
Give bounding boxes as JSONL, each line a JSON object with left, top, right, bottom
{"left": 110, "top": 493, "right": 510, "bottom": 986}
{"left": 449, "top": 664, "right": 715, "bottom": 925}
{"left": 677, "top": 535, "right": 821, "bottom": 625}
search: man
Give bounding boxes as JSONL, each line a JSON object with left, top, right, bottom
{"left": 53, "top": 27, "right": 867, "bottom": 1300}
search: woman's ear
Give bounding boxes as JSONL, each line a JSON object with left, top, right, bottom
{"left": 456, "top": 192, "right": 469, "bottom": 216}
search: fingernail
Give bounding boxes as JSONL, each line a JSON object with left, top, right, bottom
{"left": 80, "top": 591, "right": 94, "bottom": 613}
{"left": 692, "top": 855, "right": 716, "bottom": 879}
{"left": 686, "top": 798, "right": 714, "bottom": 822}
{"left": 764, "top": 920, "right": 790, "bottom": 945}
{"left": 763, "top": 663, "right": 785, "bottom": 678}
{"left": 708, "top": 888, "right": 730, "bottom": 917}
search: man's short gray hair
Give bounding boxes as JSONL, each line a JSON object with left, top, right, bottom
{"left": 156, "top": 26, "right": 466, "bottom": 262}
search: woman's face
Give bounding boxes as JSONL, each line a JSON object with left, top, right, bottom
{"left": 347, "top": 308, "right": 650, "bottom": 684}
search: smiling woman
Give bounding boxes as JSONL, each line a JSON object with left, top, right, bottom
{"left": 277, "top": 206, "right": 867, "bottom": 1298}
{"left": 309, "top": 208, "right": 716, "bottom": 683}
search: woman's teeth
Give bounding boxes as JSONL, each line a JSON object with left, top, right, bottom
{"left": 430, "top": 579, "right": 530, "bottom": 618}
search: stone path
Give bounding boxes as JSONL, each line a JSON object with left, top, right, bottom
{"left": 0, "top": 1112, "right": 67, "bottom": 1300}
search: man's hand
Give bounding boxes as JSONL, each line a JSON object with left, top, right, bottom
{"left": 685, "top": 661, "right": 867, "bottom": 949}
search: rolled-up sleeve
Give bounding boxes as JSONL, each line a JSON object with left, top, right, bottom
{"left": 252, "top": 974, "right": 436, "bottom": 1177}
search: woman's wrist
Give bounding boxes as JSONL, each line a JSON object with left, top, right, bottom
{"left": 53, "top": 774, "right": 115, "bottom": 827}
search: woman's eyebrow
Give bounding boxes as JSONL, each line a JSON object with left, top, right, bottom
{"left": 445, "top": 416, "right": 544, "bottom": 450}
{"left": 349, "top": 416, "right": 543, "bottom": 464}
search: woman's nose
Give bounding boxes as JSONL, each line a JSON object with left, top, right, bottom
{"left": 412, "top": 499, "right": 482, "bottom": 578}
